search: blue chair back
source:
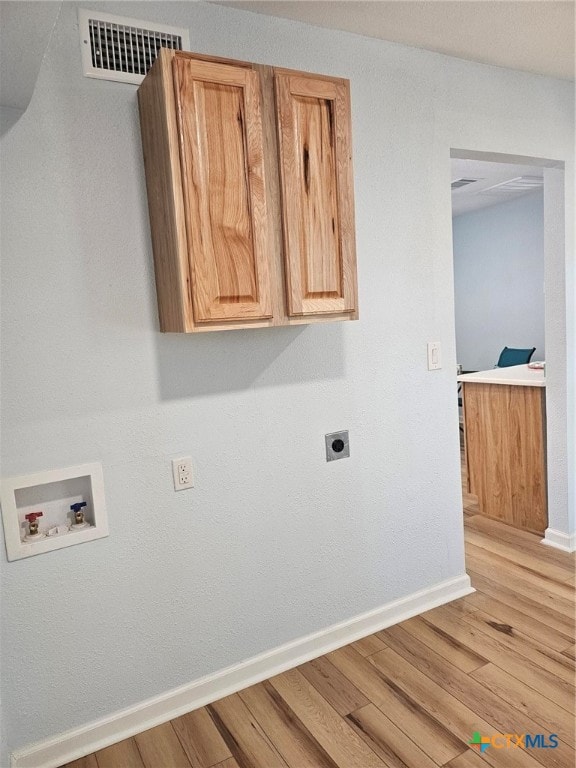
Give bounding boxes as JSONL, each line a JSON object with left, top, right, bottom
{"left": 496, "top": 347, "right": 536, "bottom": 368}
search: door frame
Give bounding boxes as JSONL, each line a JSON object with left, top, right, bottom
{"left": 450, "top": 148, "right": 574, "bottom": 550}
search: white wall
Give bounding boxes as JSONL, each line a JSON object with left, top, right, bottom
{"left": 544, "top": 168, "right": 571, "bottom": 539}
{"left": 0, "top": 105, "right": 23, "bottom": 135}
{"left": 452, "top": 190, "right": 545, "bottom": 371}
{"left": 1, "top": 1, "right": 574, "bottom": 760}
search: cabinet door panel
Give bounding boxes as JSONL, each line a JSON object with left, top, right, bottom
{"left": 173, "top": 56, "right": 272, "bottom": 322}
{"left": 275, "top": 72, "right": 357, "bottom": 316}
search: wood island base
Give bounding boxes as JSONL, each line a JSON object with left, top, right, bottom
{"left": 461, "top": 379, "right": 547, "bottom": 536}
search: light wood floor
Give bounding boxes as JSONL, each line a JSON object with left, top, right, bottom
{"left": 64, "top": 465, "right": 575, "bottom": 768}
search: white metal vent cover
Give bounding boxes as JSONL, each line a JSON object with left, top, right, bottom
{"left": 78, "top": 9, "right": 189, "bottom": 85}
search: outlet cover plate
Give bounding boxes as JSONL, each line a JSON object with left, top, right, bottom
{"left": 325, "top": 431, "right": 350, "bottom": 461}
{"left": 172, "top": 457, "right": 193, "bottom": 490}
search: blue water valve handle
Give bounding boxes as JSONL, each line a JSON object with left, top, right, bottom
{"left": 70, "top": 502, "right": 87, "bottom": 513}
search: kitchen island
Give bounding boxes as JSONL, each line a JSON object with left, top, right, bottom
{"left": 457, "top": 364, "right": 546, "bottom": 535}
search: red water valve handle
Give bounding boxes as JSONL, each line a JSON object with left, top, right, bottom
{"left": 25, "top": 512, "right": 43, "bottom": 522}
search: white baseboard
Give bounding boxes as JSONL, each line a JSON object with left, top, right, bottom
{"left": 11, "top": 573, "right": 473, "bottom": 768}
{"left": 542, "top": 527, "right": 576, "bottom": 552}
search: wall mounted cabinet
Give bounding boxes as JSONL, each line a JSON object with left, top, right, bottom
{"left": 138, "top": 49, "right": 357, "bottom": 332}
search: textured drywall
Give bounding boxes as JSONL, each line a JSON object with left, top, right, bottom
{"left": 0, "top": 105, "right": 23, "bottom": 136}
{"left": 0, "top": 1, "right": 61, "bottom": 110}
{"left": 452, "top": 190, "right": 545, "bottom": 372}
{"left": 1, "top": 1, "right": 574, "bottom": 760}
{"left": 544, "top": 168, "right": 571, "bottom": 534}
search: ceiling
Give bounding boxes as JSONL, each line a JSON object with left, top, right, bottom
{"left": 451, "top": 159, "right": 544, "bottom": 216}
{"left": 216, "top": 1, "right": 575, "bottom": 80}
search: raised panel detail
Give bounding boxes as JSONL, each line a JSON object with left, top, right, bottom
{"left": 173, "top": 56, "right": 272, "bottom": 322}
{"left": 138, "top": 50, "right": 358, "bottom": 332}
{"left": 275, "top": 72, "right": 357, "bottom": 316}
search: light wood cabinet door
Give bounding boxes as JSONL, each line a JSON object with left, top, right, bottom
{"left": 138, "top": 50, "right": 358, "bottom": 332}
{"left": 275, "top": 71, "right": 357, "bottom": 316}
{"left": 173, "top": 55, "right": 272, "bottom": 323}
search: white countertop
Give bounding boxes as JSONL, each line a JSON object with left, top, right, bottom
{"left": 457, "top": 364, "right": 545, "bottom": 387}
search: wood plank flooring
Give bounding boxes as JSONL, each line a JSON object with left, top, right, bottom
{"left": 64, "top": 463, "right": 575, "bottom": 768}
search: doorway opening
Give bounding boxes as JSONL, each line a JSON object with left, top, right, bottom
{"left": 449, "top": 149, "right": 568, "bottom": 550}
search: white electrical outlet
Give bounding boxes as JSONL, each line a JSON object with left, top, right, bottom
{"left": 427, "top": 341, "right": 442, "bottom": 370}
{"left": 172, "top": 457, "right": 193, "bottom": 491}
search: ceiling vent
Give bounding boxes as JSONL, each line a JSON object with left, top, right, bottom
{"left": 451, "top": 178, "right": 479, "bottom": 189}
{"left": 480, "top": 175, "right": 544, "bottom": 196}
{"left": 78, "top": 9, "right": 189, "bottom": 85}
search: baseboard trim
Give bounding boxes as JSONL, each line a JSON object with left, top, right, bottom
{"left": 11, "top": 573, "right": 473, "bottom": 768}
{"left": 542, "top": 527, "right": 576, "bottom": 552}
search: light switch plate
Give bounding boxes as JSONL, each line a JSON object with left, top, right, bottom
{"left": 427, "top": 341, "right": 442, "bottom": 370}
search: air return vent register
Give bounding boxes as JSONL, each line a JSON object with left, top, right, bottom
{"left": 78, "top": 9, "right": 189, "bottom": 84}
{"left": 451, "top": 178, "right": 479, "bottom": 190}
